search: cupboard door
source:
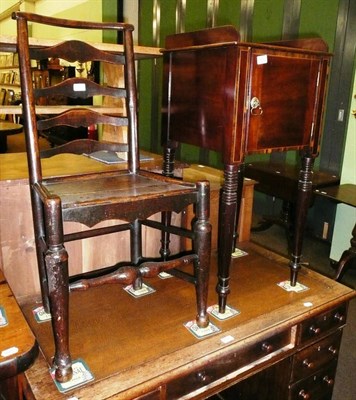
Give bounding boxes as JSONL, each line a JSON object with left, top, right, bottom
{"left": 245, "top": 49, "right": 324, "bottom": 153}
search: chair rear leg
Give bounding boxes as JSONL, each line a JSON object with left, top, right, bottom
{"left": 193, "top": 181, "right": 211, "bottom": 328}
{"left": 130, "top": 219, "right": 143, "bottom": 290}
{"left": 44, "top": 200, "right": 72, "bottom": 383}
{"left": 31, "top": 191, "right": 51, "bottom": 313}
{"left": 160, "top": 211, "right": 172, "bottom": 260}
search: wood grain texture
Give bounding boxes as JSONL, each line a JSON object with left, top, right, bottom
{"left": 0, "top": 270, "right": 38, "bottom": 380}
{"left": 19, "top": 245, "right": 355, "bottom": 399}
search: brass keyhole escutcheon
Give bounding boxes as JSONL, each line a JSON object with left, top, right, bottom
{"left": 250, "top": 96, "right": 263, "bottom": 115}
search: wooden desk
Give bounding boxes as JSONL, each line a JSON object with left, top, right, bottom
{"left": 17, "top": 244, "right": 355, "bottom": 399}
{"left": 0, "top": 270, "right": 38, "bottom": 400}
{"left": 0, "top": 122, "right": 23, "bottom": 153}
{"left": 314, "top": 184, "right": 356, "bottom": 281}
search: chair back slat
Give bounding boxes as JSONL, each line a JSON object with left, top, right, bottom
{"left": 30, "top": 41, "right": 125, "bottom": 65}
{"left": 37, "top": 109, "right": 128, "bottom": 131}
{"left": 34, "top": 78, "right": 126, "bottom": 101}
{"left": 13, "top": 11, "right": 139, "bottom": 183}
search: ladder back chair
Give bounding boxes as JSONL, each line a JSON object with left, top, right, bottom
{"left": 14, "top": 12, "right": 211, "bottom": 383}
{"left": 161, "top": 26, "right": 331, "bottom": 314}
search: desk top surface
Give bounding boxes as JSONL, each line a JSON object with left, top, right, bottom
{"left": 0, "top": 35, "right": 161, "bottom": 58}
{"left": 0, "top": 270, "right": 38, "bottom": 379}
{"left": 20, "top": 243, "right": 355, "bottom": 399}
{"left": 0, "top": 121, "right": 23, "bottom": 135}
{"left": 0, "top": 151, "right": 164, "bottom": 182}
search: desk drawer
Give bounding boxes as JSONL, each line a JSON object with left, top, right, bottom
{"left": 167, "top": 329, "right": 291, "bottom": 399}
{"left": 135, "top": 388, "right": 162, "bottom": 400}
{"left": 299, "top": 304, "right": 346, "bottom": 345}
{"left": 291, "top": 330, "right": 342, "bottom": 382}
{"left": 289, "top": 361, "right": 337, "bottom": 400}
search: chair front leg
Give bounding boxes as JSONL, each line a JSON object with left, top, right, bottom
{"left": 44, "top": 199, "right": 72, "bottom": 383}
{"left": 194, "top": 181, "right": 211, "bottom": 328}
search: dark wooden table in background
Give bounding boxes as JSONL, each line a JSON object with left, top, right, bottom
{"left": 0, "top": 121, "right": 23, "bottom": 153}
{"left": 314, "top": 184, "right": 356, "bottom": 280}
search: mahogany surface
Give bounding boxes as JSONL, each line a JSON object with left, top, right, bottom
{"left": 14, "top": 12, "right": 211, "bottom": 383}
{"left": 18, "top": 244, "right": 355, "bottom": 399}
{"left": 162, "top": 26, "right": 331, "bottom": 313}
{"left": 0, "top": 270, "right": 38, "bottom": 400}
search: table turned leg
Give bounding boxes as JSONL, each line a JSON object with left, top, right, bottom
{"left": 334, "top": 223, "right": 356, "bottom": 281}
{"left": 289, "top": 154, "right": 315, "bottom": 286}
{"left": 217, "top": 164, "right": 241, "bottom": 313}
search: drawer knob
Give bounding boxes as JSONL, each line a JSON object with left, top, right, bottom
{"left": 302, "top": 359, "right": 314, "bottom": 369}
{"left": 328, "top": 345, "right": 338, "bottom": 355}
{"left": 309, "top": 325, "right": 321, "bottom": 335}
{"left": 334, "top": 312, "right": 345, "bottom": 323}
{"left": 196, "top": 371, "right": 208, "bottom": 383}
{"left": 298, "top": 389, "right": 311, "bottom": 399}
{"left": 261, "top": 342, "right": 273, "bottom": 353}
{"left": 323, "top": 376, "right": 334, "bottom": 386}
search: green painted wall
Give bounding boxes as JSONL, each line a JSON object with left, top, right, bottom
{"left": 252, "top": 0, "right": 284, "bottom": 42}
{"left": 137, "top": 0, "right": 340, "bottom": 168}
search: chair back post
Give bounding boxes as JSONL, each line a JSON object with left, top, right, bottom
{"left": 15, "top": 14, "right": 42, "bottom": 185}
{"left": 123, "top": 27, "right": 139, "bottom": 174}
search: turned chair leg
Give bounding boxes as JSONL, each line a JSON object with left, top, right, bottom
{"left": 44, "top": 200, "right": 72, "bottom": 383}
{"left": 32, "top": 192, "right": 51, "bottom": 313}
{"left": 194, "top": 181, "right": 211, "bottom": 328}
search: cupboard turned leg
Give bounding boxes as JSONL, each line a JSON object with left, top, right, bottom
{"left": 194, "top": 181, "right": 211, "bottom": 328}
{"left": 160, "top": 146, "right": 175, "bottom": 261}
{"left": 289, "top": 154, "right": 315, "bottom": 286}
{"left": 217, "top": 164, "right": 239, "bottom": 313}
{"left": 233, "top": 164, "right": 245, "bottom": 249}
